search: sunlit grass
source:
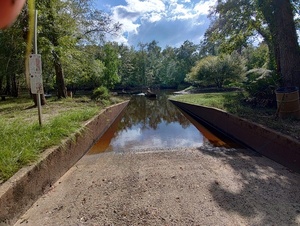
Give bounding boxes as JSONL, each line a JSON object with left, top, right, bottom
{"left": 0, "top": 96, "right": 102, "bottom": 182}
{"left": 170, "top": 92, "right": 248, "bottom": 114}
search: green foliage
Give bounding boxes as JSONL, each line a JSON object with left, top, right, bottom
{"left": 63, "top": 45, "right": 105, "bottom": 91}
{"left": 116, "top": 40, "right": 199, "bottom": 89}
{"left": 117, "top": 44, "right": 136, "bottom": 88}
{"left": 204, "top": 0, "right": 300, "bottom": 88}
{"left": 204, "top": 0, "right": 261, "bottom": 55}
{"left": 91, "top": 86, "right": 109, "bottom": 101}
{"left": 243, "top": 68, "right": 279, "bottom": 107}
{"left": 102, "top": 43, "right": 120, "bottom": 89}
{"left": 186, "top": 53, "right": 245, "bottom": 88}
{"left": 0, "top": 14, "right": 27, "bottom": 96}
{"left": 242, "top": 43, "right": 269, "bottom": 70}
{"left": 240, "top": 44, "right": 280, "bottom": 106}
{"left": 35, "top": 0, "right": 121, "bottom": 97}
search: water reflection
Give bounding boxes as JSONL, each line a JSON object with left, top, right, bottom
{"left": 88, "top": 92, "right": 228, "bottom": 154}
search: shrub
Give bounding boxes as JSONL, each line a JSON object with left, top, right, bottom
{"left": 243, "top": 68, "right": 279, "bottom": 107}
{"left": 91, "top": 86, "right": 109, "bottom": 101}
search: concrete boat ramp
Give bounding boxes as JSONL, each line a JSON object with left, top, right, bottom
{"left": 14, "top": 147, "right": 300, "bottom": 225}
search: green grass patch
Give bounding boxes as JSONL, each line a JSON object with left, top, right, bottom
{"left": 0, "top": 96, "right": 110, "bottom": 182}
{"left": 170, "top": 92, "right": 248, "bottom": 114}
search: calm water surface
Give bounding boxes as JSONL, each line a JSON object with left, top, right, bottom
{"left": 88, "top": 92, "right": 230, "bottom": 154}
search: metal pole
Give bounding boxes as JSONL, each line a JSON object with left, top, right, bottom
{"left": 34, "top": 10, "right": 42, "bottom": 126}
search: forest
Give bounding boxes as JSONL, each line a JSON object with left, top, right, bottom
{"left": 0, "top": 0, "right": 299, "bottom": 104}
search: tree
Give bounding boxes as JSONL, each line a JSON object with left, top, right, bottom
{"left": 37, "top": 0, "right": 121, "bottom": 98}
{"left": 257, "top": 0, "right": 300, "bottom": 88}
{"left": 175, "top": 40, "right": 200, "bottom": 84}
{"left": 204, "top": 0, "right": 300, "bottom": 88}
{"left": 186, "top": 53, "right": 245, "bottom": 88}
{"left": 117, "top": 44, "right": 136, "bottom": 88}
{"left": 0, "top": 24, "right": 25, "bottom": 97}
{"left": 242, "top": 43, "right": 269, "bottom": 70}
{"left": 145, "top": 40, "right": 162, "bottom": 87}
{"left": 101, "top": 43, "right": 120, "bottom": 89}
{"left": 37, "top": 0, "right": 76, "bottom": 98}
{"left": 159, "top": 46, "right": 179, "bottom": 88}
{"left": 63, "top": 45, "right": 105, "bottom": 91}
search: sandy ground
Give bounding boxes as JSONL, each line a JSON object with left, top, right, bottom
{"left": 14, "top": 146, "right": 300, "bottom": 226}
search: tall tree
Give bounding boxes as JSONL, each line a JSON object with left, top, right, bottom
{"left": 0, "top": 25, "right": 25, "bottom": 97}
{"left": 117, "top": 44, "right": 136, "bottom": 88}
{"left": 101, "top": 43, "right": 120, "bottom": 89}
{"left": 176, "top": 40, "right": 199, "bottom": 83}
{"left": 136, "top": 43, "right": 147, "bottom": 87}
{"left": 37, "top": 0, "right": 75, "bottom": 98}
{"left": 160, "top": 46, "right": 179, "bottom": 88}
{"left": 37, "top": 0, "right": 121, "bottom": 98}
{"left": 204, "top": 0, "right": 300, "bottom": 88}
{"left": 146, "top": 40, "right": 162, "bottom": 86}
{"left": 257, "top": 0, "right": 300, "bottom": 87}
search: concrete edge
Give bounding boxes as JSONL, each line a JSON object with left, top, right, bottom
{"left": 170, "top": 100, "right": 300, "bottom": 173}
{"left": 0, "top": 100, "right": 130, "bottom": 225}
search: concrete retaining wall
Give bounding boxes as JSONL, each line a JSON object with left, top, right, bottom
{"left": 170, "top": 100, "right": 300, "bottom": 173}
{"left": 0, "top": 101, "right": 129, "bottom": 225}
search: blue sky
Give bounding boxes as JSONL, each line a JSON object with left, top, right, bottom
{"left": 94, "top": 0, "right": 217, "bottom": 48}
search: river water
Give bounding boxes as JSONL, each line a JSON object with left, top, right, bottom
{"left": 88, "top": 91, "right": 234, "bottom": 154}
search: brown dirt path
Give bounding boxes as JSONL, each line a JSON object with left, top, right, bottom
{"left": 14, "top": 147, "right": 300, "bottom": 226}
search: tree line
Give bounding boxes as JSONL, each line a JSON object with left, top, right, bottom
{"left": 0, "top": 0, "right": 299, "bottom": 102}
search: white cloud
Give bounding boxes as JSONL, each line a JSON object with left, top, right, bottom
{"left": 148, "top": 12, "right": 163, "bottom": 22}
{"left": 102, "top": 0, "right": 216, "bottom": 47}
{"left": 112, "top": 6, "right": 140, "bottom": 34}
{"left": 168, "top": 2, "right": 193, "bottom": 20}
{"left": 125, "top": 0, "right": 165, "bottom": 13}
{"left": 194, "top": 0, "right": 216, "bottom": 15}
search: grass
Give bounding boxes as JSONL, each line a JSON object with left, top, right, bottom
{"left": 170, "top": 91, "right": 255, "bottom": 116}
{"left": 0, "top": 95, "right": 122, "bottom": 182}
{"left": 170, "top": 91, "right": 300, "bottom": 141}
{"left": 170, "top": 92, "right": 242, "bottom": 110}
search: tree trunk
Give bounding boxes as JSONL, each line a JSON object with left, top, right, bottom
{"left": 260, "top": 0, "right": 300, "bottom": 88}
{"left": 272, "top": 0, "right": 300, "bottom": 88}
{"left": 11, "top": 73, "right": 18, "bottom": 97}
{"left": 53, "top": 52, "right": 67, "bottom": 98}
{"left": 5, "top": 73, "right": 10, "bottom": 95}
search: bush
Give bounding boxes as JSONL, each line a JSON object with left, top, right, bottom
{"left": 91, "top": 86, "right": 109, "bottom": 101}
{"left": 243, "top": 68, "right": 279, "bottom": 107}
{"left": 185, "top": 53, "right": 245, "bottom": 89}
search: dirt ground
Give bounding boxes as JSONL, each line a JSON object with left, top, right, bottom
{"left": 14, "top": 146, "right": 300, "bottom": 226}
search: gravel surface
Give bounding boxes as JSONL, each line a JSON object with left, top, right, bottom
{"left": 15, "top": 146, "right": 300, "bottom": 226}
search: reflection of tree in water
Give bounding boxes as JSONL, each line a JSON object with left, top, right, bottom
{"left": 117, "top": 91, "right": 190, "bottom": 134}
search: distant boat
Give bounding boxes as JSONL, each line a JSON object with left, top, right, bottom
{"left": 145, "top": 88, "right": 157, "bottom": 98}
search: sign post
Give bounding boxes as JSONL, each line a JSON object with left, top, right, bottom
{"left": 29, "top": 10, "right": 43, "bottom": 126}
{"left": 29, "top": 53, "right": 43, "bottom": 126}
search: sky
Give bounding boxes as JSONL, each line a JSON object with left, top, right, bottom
{"left": 94, "top": 0, "right": 217, "bottom": 48}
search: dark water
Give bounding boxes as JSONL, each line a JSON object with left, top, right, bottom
{"left": 88, "top": 92, "right": 232, "bottom": 154}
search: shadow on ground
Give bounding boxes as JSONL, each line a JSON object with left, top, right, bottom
{"left": 198, "top": 146, "right": 300, "bottom": 225}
